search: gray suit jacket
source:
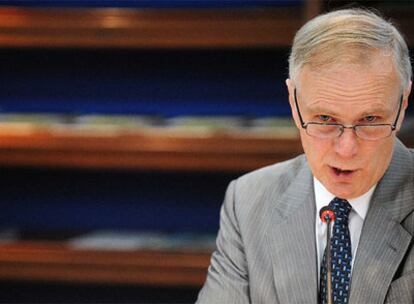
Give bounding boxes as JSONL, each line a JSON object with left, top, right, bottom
{"left": 197, "top": 139, "right": 414, "bottom": 303}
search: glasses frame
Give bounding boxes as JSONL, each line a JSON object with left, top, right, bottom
{"left": 293, "top": 88, "right": 404, "bottom": 140}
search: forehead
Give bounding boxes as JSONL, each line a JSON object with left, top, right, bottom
{"left": 297, "top": 51, "right": 401, "bottom": 112}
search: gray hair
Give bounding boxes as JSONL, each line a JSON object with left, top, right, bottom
{"left": 288, "top": 8, "right": 412, "bottom": 90}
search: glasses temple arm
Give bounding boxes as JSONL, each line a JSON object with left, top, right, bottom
{"left": 392, "top": 95, "right": 404, "bottom": 129}
{"left": 294, "top": 88, "right": 306, "bottom": 127}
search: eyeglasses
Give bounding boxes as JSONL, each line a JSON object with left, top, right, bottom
{"left": 293, "top": 89, "right": 403, "bottom": 141}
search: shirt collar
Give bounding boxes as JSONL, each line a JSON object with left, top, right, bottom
{"left": 313, "top": 177, "right": 375, "bottom": 221}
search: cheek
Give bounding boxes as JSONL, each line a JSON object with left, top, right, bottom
{"left": 363, "top": 139, "right": 394, "bottom": 170}
{"left": 356, "top": 139, "right": 394, "bottom": 188}
{"left": 300, "top": 132, "right": 330, "bottom": 166}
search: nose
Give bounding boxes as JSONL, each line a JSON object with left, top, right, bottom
{"left": 333, "top": 128, "right": 358, "bottom": 158}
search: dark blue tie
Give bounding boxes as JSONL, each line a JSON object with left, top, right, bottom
{"left": 320, "top": 197, "right": 352, "bottom": 304}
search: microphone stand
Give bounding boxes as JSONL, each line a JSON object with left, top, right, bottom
{"left": 320, "top": 206, "right": 335, "bottom": 304}
{"left": 325, "top": 216, "right": 333, "bottom": 304}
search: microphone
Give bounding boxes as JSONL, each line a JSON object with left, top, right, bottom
{"left": 319, "top": 206, "right": 335, "bottom": 304}
{"left": 320, "top": 206, "right": 335, "bottom": 223}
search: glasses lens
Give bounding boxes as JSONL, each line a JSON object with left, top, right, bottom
{"left": 306, "top": 123, "right": 340, "bottom": 139}
{"left": 355, "top": 125, "right": 392, "bottom": 140}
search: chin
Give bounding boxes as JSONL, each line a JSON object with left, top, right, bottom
{"left": 332, "top": 191, "right": 357, "bottom": 200}
{"left": 327, "top": 183, "right": 360, "bottom": 200}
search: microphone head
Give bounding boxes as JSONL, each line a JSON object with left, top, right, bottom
{"left": 319, "top": 206, "right": 335, "bottom": 223}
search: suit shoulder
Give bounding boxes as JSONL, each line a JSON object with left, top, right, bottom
{"left": 395, "top": 140, "right": 414, "bottom": 179}
{"left": 224, "top": 154, "right": 310, "bottom": 236}
{"left": 237, "top": 154, "right": 307, "bottom": 188}
{"left": 228, "top": 154, "right": 308, "bottom": 212}
{"left": 408, "top": 148, "right": 414, "bottom": 165}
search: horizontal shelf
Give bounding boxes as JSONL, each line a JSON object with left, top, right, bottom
{"left": 1, "top": 3, "right": 413, "bottom": 50}
{"left": 0, "top": 128, "right": 303, "bottom": 171}
{"left": 1, "top": 127, "right": 413, "bottom": 172}
{"left": 0, "top": 6, "right": 304, "bottom": 48}
{"left": 0, "top": 241, "right": 211, "bottom": 287}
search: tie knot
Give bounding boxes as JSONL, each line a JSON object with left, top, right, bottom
{"left": 329, "top": 197, "right": 352, "bottom": 222}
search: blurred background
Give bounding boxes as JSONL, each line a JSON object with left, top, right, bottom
{"left": 0, "top": 0, "right": 412, "bottom": 303}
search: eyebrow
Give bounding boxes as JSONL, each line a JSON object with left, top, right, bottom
{"left": 305, "top": 104, "right": 393, "bottom": 117}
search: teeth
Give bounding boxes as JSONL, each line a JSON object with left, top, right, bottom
{"left": 334, "top": 167, "right": 352, "bottom": 174}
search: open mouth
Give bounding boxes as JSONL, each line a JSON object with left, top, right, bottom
{"left": 332, "top": 167, "right": 354, "bottom": 176}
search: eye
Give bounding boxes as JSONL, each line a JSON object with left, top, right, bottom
{"left": 363, "top": 116, "right": 379, "bottom": 123}
{"left": 317, "top": 115, "right": 332, "bottom": 122}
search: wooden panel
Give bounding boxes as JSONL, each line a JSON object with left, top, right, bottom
{"left": 0, "top": 7, "right": 303, "bottom": 48}
{"left": 0, "top": 129, "right": 302, "bottom": 171}
{"left": 0, "top": 241, "right": 211, "bottom": 286}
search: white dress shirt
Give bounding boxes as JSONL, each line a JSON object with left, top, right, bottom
{"left": 314, "top": 177, "right": 375, "bottom": 282}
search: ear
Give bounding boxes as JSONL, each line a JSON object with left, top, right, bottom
{"left": 286, "top": 78, "right": 301, "bottom": 128}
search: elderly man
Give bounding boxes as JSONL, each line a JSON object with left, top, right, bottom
{"left": 196, "top": 8, "right": 413, "bottom": 304}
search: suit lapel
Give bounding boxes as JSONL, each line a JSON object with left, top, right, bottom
{"left": 267, "top": 158, "right": 318, "bottom": 304}
{"left": 350, "top": 139, "right": 414, "bottom": 303}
